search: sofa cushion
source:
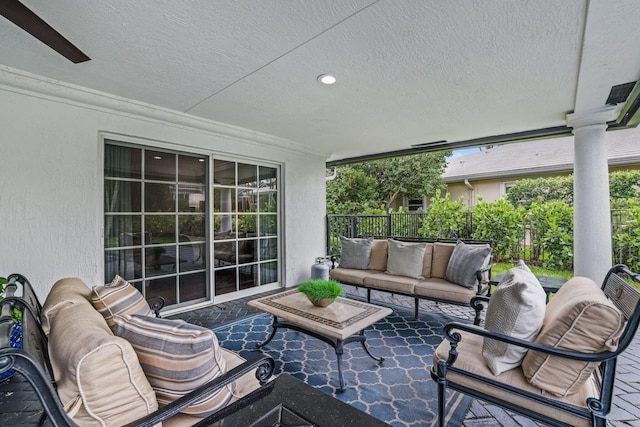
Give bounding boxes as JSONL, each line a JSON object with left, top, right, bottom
{"left": 329, "top": 268, "right": 384, "bottom": 286}
{"left": 521, "top": 276, "right": 625, "bottom": 397}
{"left": 386, "top": 239, "right": 426, "bottom": 279}
{"left": 370, "top": 239, "right": 389, "bottom": 271}
{"left": 113, "top": 314, "right": 235, "bottom": 416}
{"left": 338, "top": 236, "right": 373, "bottom": 270}
{"left": 482, "top": 260, "right": 546, "bottom": 375}
{"left": 363, "top": 273, "right": 418, "bottom": 294}
{"left": 414, "top": 278, "right": 480, "bottom": 304}
{"left": 421, "top": 243, "right": 434, "bottom": 278}
{"left": 445, "top": 241, "right": 492, "bottom": 289}
{"left": 91, "top": 275, "right": 154, "bottom": 329}
{"left": 431, "top": 243, "right": 456, "bottom": 279}
{"left": 41, "top": 277, "right": 93, "bottom": 336}
{"left": 48, "top": 301, "right": 158, "bottom": 426}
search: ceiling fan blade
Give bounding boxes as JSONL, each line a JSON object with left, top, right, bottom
{"left": 0, "top": 0, "right": 90, "bottom": 63}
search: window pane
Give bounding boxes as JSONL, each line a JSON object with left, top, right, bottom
{"left": 179, "top": 272, "right": 207, "bottom": 303}
{"left": 178, "top": 155, "right": 206, "bottom": 184}
{"left": 238, "top": 239, "right": 257, "bottom": 264}
{"left": 145, "top": 150, "right": 176, "bottom": 181}
{"left": 259, "top": 214, "right": 277, "bottom": 236}
{"left": 105, "top": 215, "right": 142, "bottom": 247}
{"left": 258, "top": 191, "right": 276, "bottom": 213}
{"left": 237, "top": 189, "right": 256, "bottom": 213}
{"left": 145, "top": 245, "right": 176, "bottom": 276}
{"left": 146, "top": 276, "right": 176, "bottom": 305}
{"left": 145, "top": 183, "right": 175, "bottom": 212}
{"left": 214, "top": 188, "right": 235, "bottom": 213}
{"left": 146, "top": 215, "right": 176, "bottom": 244}
{"left": 179, "top": 215, "right": 205, "bottom": 241}
{"left": 105, "top": 181, "right": 141, "bottom": 212}
{"left": 260, "top": 262, "right": 278, "bottom": 285}
{"left": 214, "top": 160, "right": 235, "bottom": 186}
{"left": 180, "top": 244, "right": 206, "bottom": 271}
{"left": 213, "top": 215, "right": 235, "bottom": 236}
{"left": 179, "top": 184, "right": 206, "bottom": 212}
{"left": 239, "top": 265, "right": 258, "bottom": 290}
{"left": 105, "top": 248, "right": 142, "bottom": 282}
{"left": 237, "top": 214, "right": 257, "bottom": 233}
{"left": 259, "top": 166, "right": 277, "bottom": 187}
{"left": 105, "top": 144, "right": 141, "bottom": 179}
{"left": 214, "top": 239, "right": 236, "bottom": 266}
{"left": 215, "top": 267, "right": 237, "bottom": 295}
{"left": 238, "top": 163, "right": 257, "bottom": 186}
{"left": 260, "top": 238, "right": 278, "bottom": 261}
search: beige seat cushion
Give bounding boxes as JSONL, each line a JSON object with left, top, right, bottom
{"left": 431, "top": 243, "right": 456, "bottom": 279}
{"left": 41, "top": 277, "right": 92, "bottom": 336}
{"left": 329, "top": 268, "right": 384, "bottom": 286}
{"left": 413, "top": 278, "right": 478, "bottom": 304}
{"left": 370, "top": 239, "right": 389, "bottom": 271}
{"left": 522, "top": 276, "right": 624, "bottom": 397}
{"left": 363, "top": 273, "right": 418, "bottom": 294}
{"left": 48, "top": 301, "right": 158, "bottom": 426}
{"left": 433, "top": 330, "right": 597, "bottom": 427}
{"left": 421, "top": 243, "right": 434, "bottom": 278}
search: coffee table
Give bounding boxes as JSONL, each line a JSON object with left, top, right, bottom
{"left": 247, "top": 289, "right": 392, "bottom": 391}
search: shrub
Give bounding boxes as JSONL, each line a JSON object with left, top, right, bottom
{"left": 472, "top": 197, "right": 527, "bottom": 260}
{"left": 419, "top": 193, "right": 468, "bottom": 238}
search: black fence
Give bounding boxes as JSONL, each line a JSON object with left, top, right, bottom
{"left": 327, "top": 212, "right": 637, "bottom": 270}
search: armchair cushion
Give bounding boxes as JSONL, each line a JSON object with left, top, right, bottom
{"left": 386, "top": 239, "right": 426, "bottom": 279}
{"left": 482, "top": 260, "right": 546, "bottom": 375}
{"left": 338, "top": 237, "right": 373, "bottom": 270}
{"left": 91, "top": 275, "right": 153, "bottom": 329}
{"left": 445, "top": 241, "right": 492, "bottom": 289}
{"left": 522, "top": 276, "right": 625, "bottom": 397}
{"left": 112, "top": 314, "right": 235, "bottom": 417}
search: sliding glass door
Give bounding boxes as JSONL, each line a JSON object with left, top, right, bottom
{"left": 104, "top": 140, "right": 280, "bottom": 309}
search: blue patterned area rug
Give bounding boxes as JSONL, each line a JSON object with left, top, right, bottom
{"left": 212, "top": 305, "right": 472, "bottom": 427}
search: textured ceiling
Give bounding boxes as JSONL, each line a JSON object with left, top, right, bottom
{"left": 1, "top": 0, "right": 639, "bottom": 162}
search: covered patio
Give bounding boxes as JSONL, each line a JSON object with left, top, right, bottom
{"left": 1, "top": 0, "right": 640, "bottom": 425}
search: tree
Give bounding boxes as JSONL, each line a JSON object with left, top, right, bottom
{"left": 327, "top": 152, "right": 450, "bottom": 214}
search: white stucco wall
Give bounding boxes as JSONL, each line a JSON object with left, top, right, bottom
{"left": 0, "top": 70, "right": 327, "bottom": 302}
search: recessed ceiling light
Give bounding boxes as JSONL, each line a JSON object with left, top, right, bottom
{"left": 198, "top": 158, "right": 205, "bottom": 162}
{"left": 154, "top": 155, "right": 162, "bottom": 160}
{"left": 317, "top": 74, "right": 337, "bottom": 85}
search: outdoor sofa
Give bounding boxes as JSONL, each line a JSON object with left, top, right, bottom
{"left": 329, "top": 237, "right": 492, "bottom": 320}
{"left": 0, "top": 274, "right": 275, "bottom": 426}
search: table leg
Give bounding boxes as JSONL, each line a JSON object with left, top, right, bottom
{"left": 335, "top": 340, "right": 346, "bottom": 392}
{"left": 359, "top": 330, "right": 385, "bottom": 363}
{"left": 255, "top": 315, "right": 279, "bottom": 349}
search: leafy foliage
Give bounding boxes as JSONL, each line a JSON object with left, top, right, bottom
{"left": 326, "top": 152, "right": 450, "bottom": 214}
{"left": 529, "top": 201, "right": 574, "bottom": 270}
{"left": 612, "top": 199, "right": 640, "bottom": 272}
{"left": 418, "top": 193, "right": 468, "bottom": 238}
{"left": 471, "top": 197, "right": 527, "bottom": 260}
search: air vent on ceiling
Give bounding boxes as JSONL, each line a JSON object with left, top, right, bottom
{"left": 606, "top": 81, "right": 637, "bottom": 105}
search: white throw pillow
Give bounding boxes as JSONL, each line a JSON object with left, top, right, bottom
{"left": 386, "top": 239, "right": 426, "bottom": 279}
{"left": 482, "top": 260, "right": 546, "bottom": 375}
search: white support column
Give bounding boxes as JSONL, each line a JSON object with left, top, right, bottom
{"left": 566, "top": 105, "right": 620, "bottom": 283}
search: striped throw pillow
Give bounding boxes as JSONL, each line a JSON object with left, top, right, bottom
{"left": 91, "top": 276, "right": 154, "bottom": 329}
{"left": 112, "top": 314, "right": 235, "bottom": 417}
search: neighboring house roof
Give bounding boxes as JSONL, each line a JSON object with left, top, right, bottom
{"left": 443, "top": 128, "right": 640, "bottom": 182}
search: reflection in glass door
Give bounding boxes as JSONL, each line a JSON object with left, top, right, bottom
{"left": 213, "top": 160, "right": 279, "bottom": 296}
{"left": 104, "top": 142, "right": 208, "bottom": 307}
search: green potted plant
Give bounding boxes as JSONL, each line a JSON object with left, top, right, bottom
{"left": 298, "top": 279, "right": 343, "bottom": 307}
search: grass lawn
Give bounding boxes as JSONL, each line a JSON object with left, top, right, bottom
{"left": 491, "top": 262, "right": 573, "bottom": 280}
